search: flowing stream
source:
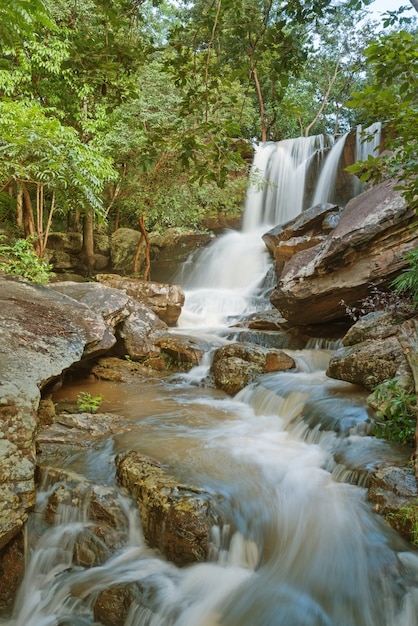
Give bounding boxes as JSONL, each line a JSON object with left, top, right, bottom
{"left": 4, "top": 130, "right": 418, "bottom": 626}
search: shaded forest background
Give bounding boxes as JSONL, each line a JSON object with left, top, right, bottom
{"left": 0, "top": 0, "right": 416, "bottom": 265}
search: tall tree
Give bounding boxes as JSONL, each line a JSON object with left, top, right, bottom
{"left": 168, "top": 0, "right": 374, "bottom": 141}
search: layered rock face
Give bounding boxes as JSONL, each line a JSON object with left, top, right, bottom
{"left": 0, "top": 279, "right": 111, "bottom": 551}
{"left": 269, "top": 180, "right": 417, "bottom": 325}
{"left": 95, "top": 273, "right": 185, "bottom": 326}
{"left": 0, "top": 277, "right": 176, "bottom": 552}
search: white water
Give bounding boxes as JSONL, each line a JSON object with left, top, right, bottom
{"left": 312, "top": 132, "right": 349, "bottom": 205}
{"left": 177, "top": 134, "right": 337, "bottom": 329}
{"left": 5, "top": 130, "right": 418, "bottom": 626}
{"left": 354, "top": 122, "right": 383, "bottom": 195}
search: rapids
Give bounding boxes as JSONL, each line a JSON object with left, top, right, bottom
{"left": 4, "top": 129, "right": 418, "bottom": 626}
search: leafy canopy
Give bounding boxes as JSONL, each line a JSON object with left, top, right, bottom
{"left": 0, "top": 101, "right": 116, "bottom": 217}
{"left": 347, "top": 23, "right": 418, "bottom": 206}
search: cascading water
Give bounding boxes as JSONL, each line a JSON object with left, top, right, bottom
{"left": 312, "top": 132, "right": 349, "bottom": 205}
{"left": 353, "top": 122, "right": 383, "bottom": 196}
{"left": 176, "top": 133, "right": 336, "bottom": 329}
{"left": 5, "top": 127, "right": 418, "bottom": 626}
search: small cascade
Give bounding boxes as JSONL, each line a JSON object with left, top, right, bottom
{"left": 356, "top": 121, "right": 382, "bottom": 162}
{"left": 242, "top": 134, "right": 334, "bottom": 231}
{"left": 354, "top": 121, "right": 383, "bottom": 194}
{"left": 176, "top": 133, "right": 340, "bottom": 329}
{"left": 312, "top": 131, "right": 350, "bottom": 205}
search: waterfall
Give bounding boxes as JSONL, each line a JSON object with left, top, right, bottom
{"left": 5, "top": 120, "right": 418, "bottom": 624}
{"left": 312, "top": 132, "right": 349, "bottom": 205}
{"left": 354, "top": 122, "right": 382, "bottom": 194}
{"left": 176, "top": 133, "right": 349, "bottom": 329}
{"left": 242, "top": 134, "right": 334, "bottom": 231}
{"left": 356, "top": 122, "right": 382, "bottom": 162}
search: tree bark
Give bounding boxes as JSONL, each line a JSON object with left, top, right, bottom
{"left": 81, "top": 210, "right": 96, "bottom": 276}
{"left": 133, "top": 214, "right": 150, "bottom": 279}
{"left": 139, "top": 214, "right": 150, "bottom": 280}
{"left": 22, "top": 185, "right": 37, "bottom": 236}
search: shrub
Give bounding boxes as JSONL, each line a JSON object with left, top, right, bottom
{"left": 0, "top": 235, "right": 54, "bottom": 283}
{"left": 77, "top": 392, "right": 103, "bottom": 414}
{"left": 370, "top": 378, "right": 416, "bottom": 446}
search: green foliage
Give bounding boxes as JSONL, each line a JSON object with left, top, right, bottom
{"left": 77, "top": 391, "right": 103, "bottom": 414}
{"left": 0, "top": 235, "right": 54, "bottom": 283}
{"left": 370, "top": 378, "right": 416, "bottom": 446}
{"left": 347, "top": 26, "right": 418, "bottom": 205}
{"left": 387, "top": 501, "right": 418, "bottom": 546}
{"left": 0, "top": 101, "right": 116, "bottom": 217}
{"left": 391, "top": 247, "right": 418, "bottom": 308}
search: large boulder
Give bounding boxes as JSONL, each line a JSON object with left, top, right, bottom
{"left": 96, "top": 273, "right": 184, "bottom": 326}
{"left": 262, "top": 202, "right": 340, "bottom": 258}
{"left": 116, "top": 451, "right": 223, "bottom": 566}
{"left": 326, "top": 311, "right": 416, "bottom": 391}
{"left": 269, "top": 181, "right": 417, "bottom": 325}
{"left": 50, "top": 280, "right": 168, "bottom": 361}
{"left": 0, "top": 278, "right": 111, "bottom": 550}
{"left": 110, "top": 228, "right": 141, "bottom": 274}
{"left": 46, "top": 231, "right": 111, "bottom": 277}
{"left": 211, "top": 343, "right": 295, "bottom": 395}
{"left": 368, "top": 466, "right": 418, "bottom": 545}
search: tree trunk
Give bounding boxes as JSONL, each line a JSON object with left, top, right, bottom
{"left": 22, "top": 186, "right": 41, "bottom": 255}
{"left": 81, "top": 210, "right": 96, "bottom": 276}
{"left": 133, "top": 214, "right": 150, "bottom": 279}
{"left": 251, "top": 63, "right": 267, "bottom": 142}
{"left": 139, "top": 214, "right": 150, "bottom": 280}
{"left": 16, "top": 183, "right": 23, "bottom": 230}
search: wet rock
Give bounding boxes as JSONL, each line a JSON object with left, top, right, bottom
{"left": 90, "top": 356, "right": 171, "bottom": 382}
{"left": 270, "top": 181, "right": 417, "bottom": 325}
{"left": 0, "top": 533, "right": 24, "bottom": 616}
{"left": 326, "top": 335, "right": 404, "bottom": 391}
{"left": 211, "top": 343, "right": 295, "bottom": 395}
{"left": 37, "top": 412, "right": 133, "bottom": 447}
{"left": 37, "top": 467, "right": 131, "bottom": 565}
{"left": 50, "top": 281, "right": 167, "bottom": 362}
{"left": 115, "top": 307, "right": 166, "bottom": 361}
{"left": 235, "top": 310, "right": 289, "bottom": 331}
{"left": 37, "top": 396, "right": 57, "bottom": 427}
{"left": 115, "top": 451, "right": 222, "bottom": 566}
{"left": 96, "top": 274, "right": 184, "bottom": 327}
{"left": 326, "top": 311, "right": 417, "bottom": 391}
{"left": 0, "top": 278, "right": 111, "bottom": 550}
{"left": 149, "top": 227, "right": 213, "bottom": 283}
{"left": 153, "top": 333, "right": 208, "bottom": 370}
{"left": 94, "top": 584, "right": 139, "bottom": 626}
{"left": 368, "top": 466, "right": 418, "bottom": 545}
{"left": 274, "top": 234, "right": 328, "bottom": 262}
{"left": 49, "top": 281, "right": 132, "bottom": 334}
{"left": 262, "top": 202, "right": 340, "bottom": 256}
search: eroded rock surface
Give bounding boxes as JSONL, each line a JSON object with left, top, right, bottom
{"left": 116, "top": 451, "right": 222, "bottom": 566}
{"left": 326, "top": 311, "right": 417, "bottom": 391}
{"left": 96, "top": 273, "right": 184, "bottom": 326}
{"left": 0, "top": 278, "right": 110, "bottom": 550}
{"left": 211, "top": 342, "right": 295, "bottom": 395}
{"left": 50, "top": 280, "right": 167, "bottom": 361}
{"left": 269, "top": 181, "right": 417, "bottom": 325}
{"left": 368, "top": 466, "right": 418, "bottom": 545}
